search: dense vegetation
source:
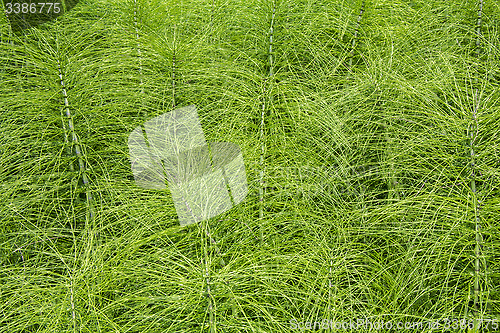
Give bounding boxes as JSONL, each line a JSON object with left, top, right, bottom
{"left": 1, "top": 0, "right": 499, "bottom": 331}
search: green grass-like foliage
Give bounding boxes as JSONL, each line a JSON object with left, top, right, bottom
{"left": 1, "top": 0, "right": 499, "bottom": 332}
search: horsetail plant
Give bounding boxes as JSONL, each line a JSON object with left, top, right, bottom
{"left": 470, "top": 0, "right": 488, "bottom": 329}
{"left": 57, "top": 57, "right": 94, "bottom": 223}
{"left": 171, "top": 27, "right": 177, "bottom": 109}
{"left": 57, "top": 56, "right": 78, "bottom": 333}
{"left": 259, "top": 0, "right": 276, "bottom": 240}
{"left": 1, "top": 0, "right": 499, "bottom": 331}
{"left": 348, "top": 0, "right": 365, "bottom": 71}
{"left": 133, "top": 0, "right": 144, "bottom": 99}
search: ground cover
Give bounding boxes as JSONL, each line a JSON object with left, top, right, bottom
{"left": 0, "top": 0, "right": 499, "bottom": 331}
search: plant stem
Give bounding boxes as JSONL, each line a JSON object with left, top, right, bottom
{"left": 172, "top": 42, "right": 176, "bottom": 109}
{"left": 202, "top": 220, "right": 216, "bottom": 333}
{"left": 57, "top": 58, "right": 94, "bottom": 224}
{"left": 134, "top": 0, "right": 144, "bottom": 98}
{"left": 259, "top": 0, "right": 276, "bottom": 242}
{"left": 471, "top": 0, "right": 485, "bottom": 329}
{"left": 348, "top": 0, "right": 365, "bottom": 70}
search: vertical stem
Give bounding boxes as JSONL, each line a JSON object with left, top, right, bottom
{"left": 347, "top": 0, "right": 367, "bottom": 210}
{"left": 472, "top": 0, "right": 485, "bottom": 329}
{"left": 328, "top": 259, "right": 333, "bottom": 331}
{"left": 172, "top": 50, "right": 176, "bottom": 109}
{"left": 259, "top": 96, "right": 265, "bottom": 224}
{"left": 134, "top": 0, "right": 142, "bottom": 79}
{"left": 259, "top": 101, "right": 265, "bottom": 224}
{"left": 203, "top": 220, "right": 216, "bottom": 333}
{"left": 259, "top": 0, "right": 276, "bottom": 240}
{"left": 57, "top": 54, "right": 96, "bottom": 331}
{"left": 60, "top": 104, "right": 74, "bottom": 172}
{"left": 69, "top": 276, "right": 77, "bottom": 333}
{"left": 348, "top": 0, "right": 365, "bottom": 70}
{"left": 210, "top": 0, "right": 216, "bottom": 45}
{"left": 384, "top": 122, "right": 399, "bottom": 201}
{"left": 134, "top": 0, "right": 144, "bottom": 98}
{"left": 57, "top": 58, "right": 94, "bottom": 223}
{"left": 268, "top": 2, "right": 275, "bottom": 78}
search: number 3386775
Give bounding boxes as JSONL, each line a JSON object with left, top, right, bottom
{"left": 5, "top": 2, "right": 61, "bottom": 15}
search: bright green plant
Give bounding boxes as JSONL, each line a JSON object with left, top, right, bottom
{"left": 1, "top": 0, "right": 499, "bottom": 332}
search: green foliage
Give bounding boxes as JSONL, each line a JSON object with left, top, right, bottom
{"left": 1, "top": 0, "right": 499, "bottom": 331}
